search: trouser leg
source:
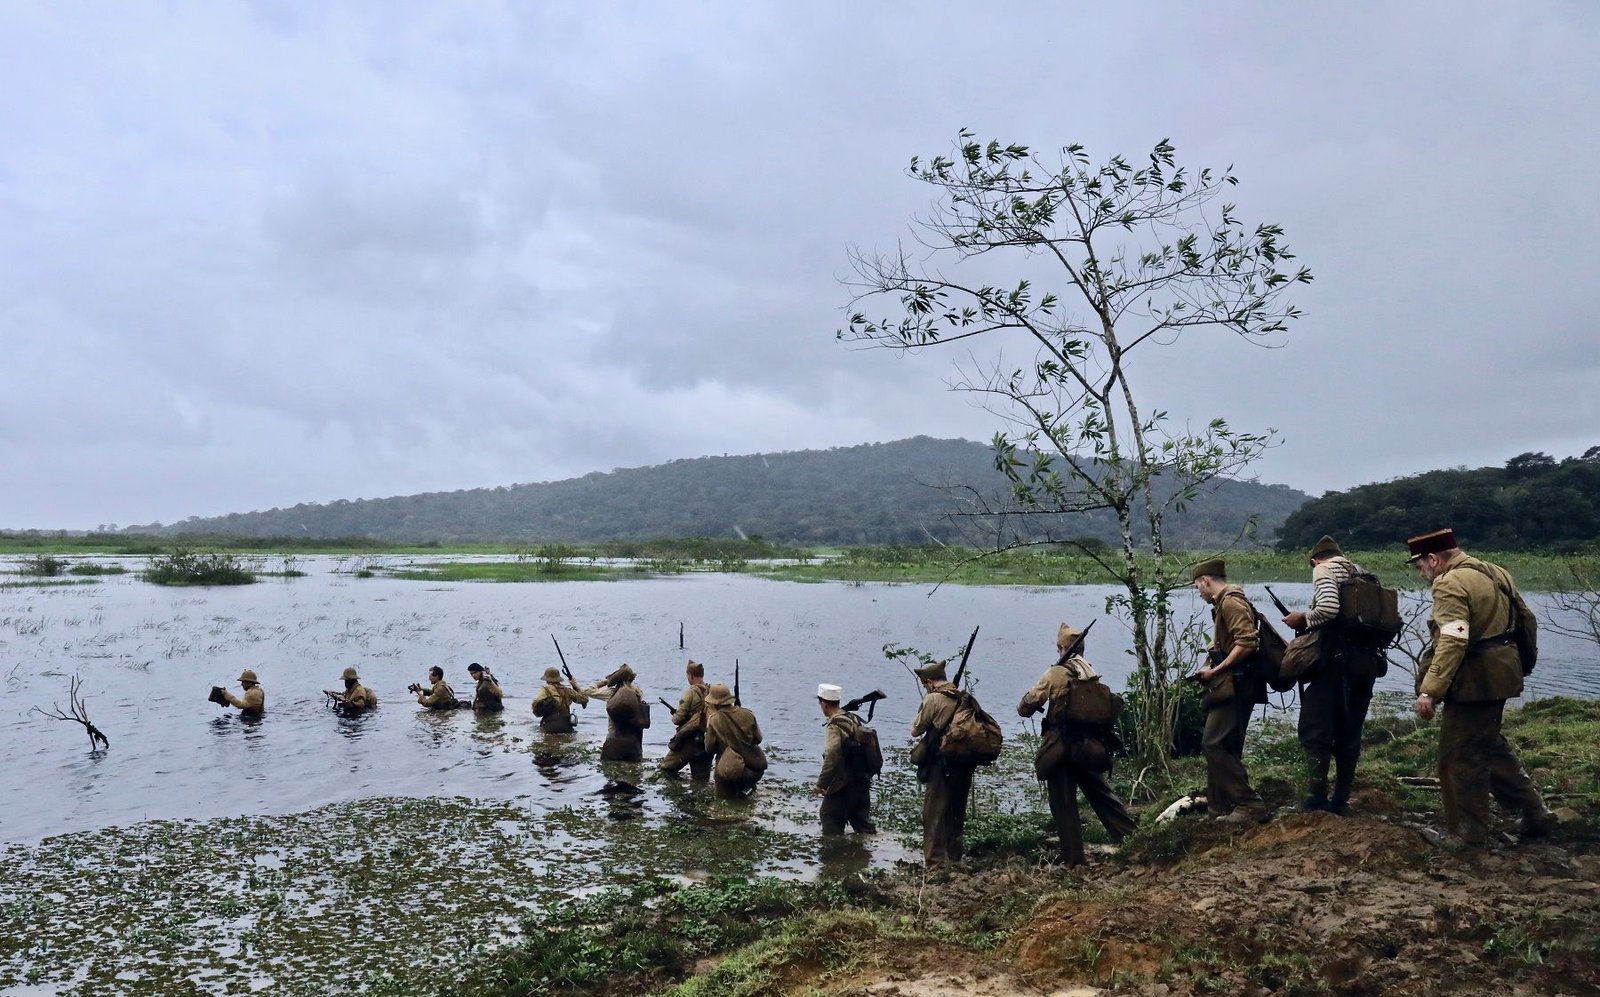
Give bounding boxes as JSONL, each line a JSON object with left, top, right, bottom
{"left": 1332, "top": 675, "right": 1375, "bottom": 806}
{"left": 1203, "top": 700, "right": 1257, "bottom": 814}
{"left": 1046, "top": 767, "right": 1085, "bottom": 865}
{"left": 1298, "top": 676, "right": 1335, "bottom": 801}
{"left": 1474, "top": 701, "right": 1549, "bottom": 820}
{"left": 689, "top": 751, "right": 712, "bottom": 781}
{"left": 1076, "top": 766, "right": 1137, "bottom": 841}
{"left": 848, "top": 780, "right": 877, "bottom": 833}
{"left": 1439, "top": 700, "right": 1497, "bottom": 843}
{"left": 820, "top": 793, "right": 848, "bottom": 836}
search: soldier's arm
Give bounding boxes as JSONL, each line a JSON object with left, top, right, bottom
{"left": 1303, "top": 561, "right": 1343, "bottom": 628}
{"left": 222, "top": 690, "right": 247, "bottom": 710}
{"left": 703, "top": 717, "right": 724, "bottom": 756}
{"left": 569, "top": 687, "right": 589, "bottom": 707}
{"left": 672, "top": 689, "right": 695, "bottom": 726}
{"left": 1420, "top": 578, "right": 1473, "bottom": 699}
{"left": 1017, "top": 669, "right": 1053, "bottom": 718}
{"left": 817, "top": 720, "right": 846, "bottom": 792}
{"left": 585, "top": 683, "right": 614, "bottom": 701}
{"left": 749, "top": 713, "right": 762, "bottom": 745}
{"left": 1211, "top": 596, "right": 1259, "bottom": 673}
{"left": 419, "top": 683, "right": 445, "bottom": 707}
{"left": 911, "top": 694, "right": 934, "bottom": 737}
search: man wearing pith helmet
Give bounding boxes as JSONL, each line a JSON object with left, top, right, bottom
{"left": 1408, "top": 528, "right": 1556, "bottom": 846}
{"left": 1190, "top": 558, "right": 1265, "bottom": 821}
{"left": 816, "top": 683, "right": 877, "bottom": 836}
{"left": 217, "top": 669, "right": 265, "bottom": 717}
{"left": 531, "top": 665, "right": 588, "bottom": 733}
{"left": 329, "top": 666, "right": 377, "bottom": 714}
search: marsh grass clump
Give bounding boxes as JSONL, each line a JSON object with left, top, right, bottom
{"left": 19, "top": 555, "right": 66, "bottom": 576}
{"left": 141, "top": 548, "right": 256, "bottom": 586}
{"left": 67, "top": 562, "right": 126, "bottom": 576}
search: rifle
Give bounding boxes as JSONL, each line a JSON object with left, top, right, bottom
{"left": 658, "top": 696, "right": 676, "bottom": 713}
{"left": 950, "top": 625, "right": 980, "bottom": 689}
{"left": 733, "top": 658, "right": 741, "bottom": 707}
{"left": 1055, "top": 620, "right": 1096, "bottom": 666}
{"left": 842, "top": 689, "right": 885, "bottom": 723}
{"left": 1263, "top": 586, "right": 1305, "bottom": 635}
{"left": 550, "top": 635, "right": 578, "bottom": 686}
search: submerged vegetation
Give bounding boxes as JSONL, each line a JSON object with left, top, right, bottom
{"left": 141, "top": 548, "right": 256, "bottom": 586}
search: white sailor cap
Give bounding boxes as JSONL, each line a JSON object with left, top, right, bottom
{"left": 816, "top": 683, "right": 842, "bottom": 702}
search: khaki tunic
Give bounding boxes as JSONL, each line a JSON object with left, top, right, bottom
{"left": 223, "top": 686, "right": 265, "bottom": 717}
{"left": 417, "top": 680, "right": 457, "bottom": 709}
{"left": 911, "top": 681, "right": 960, "bottom": 743}
{"left": 342, "top": 684, "right": 378, "bottom": 712}
{"left": 1016, "top": 655, "right": 1097, "bottom": 717}
{"left": 912, "top": 681, "right": 972, "bottom": 864}
{"left": 660, "top": 684, "right": 711, "bottom": 776}
{"left": 1419, "top": 552, "right": 1533, "bottom": 702}
{"left": 1209, "top": 584, "right": 1261, "bottom": 657}
{"left": 817, "top": 712, "right": 863, "bottom": 796}
{"left": 532, "top": 682, "right": 588, "bottom": 732}
{"left": 705, "top": 703, "right": 765, "bottom": 794}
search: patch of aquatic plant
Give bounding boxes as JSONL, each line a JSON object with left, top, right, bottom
{"left": 66, "top": 562, "right": 126, "bottom": 575}
{"left": 384, "top": 560, "right": 640, "bottom": 583}
{"left": 17, "top": 554, "right": 66, "bottom": 576}
{"left": 142, "top": 548, "right": 256, "bottom": 586}
{"left": 0, "top": 578, "right": 98, "bottom": 589}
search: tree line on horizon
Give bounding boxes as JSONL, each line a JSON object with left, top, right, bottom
{"left": 1277, "top": 448, "right": 1600, "bottom": 553}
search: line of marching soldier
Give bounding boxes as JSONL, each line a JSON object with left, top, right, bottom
{"left": 206, "top": 524, "right": 1559, "bottom": 864}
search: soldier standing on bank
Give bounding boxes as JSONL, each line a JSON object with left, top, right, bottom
{"left": 466, "top": 662, "right": 504, "bottom": 712}
{"left": 704, "top": 681, "right": 766, "bottom": 798}
{"left": 412, "top": 666, "right": 458, "bottom": 710}
{"left": 910, "top": 660, "right": 975, "bottom": 865}
{"left": 815, "top": 683, "right": 877, "bottom": 836}
{"left": 586, "top": 665, "right": 649, "bottom": 761}
{"left": 1018, "top": 623, "right": 1136, "bottom": 865}
{"left": 1191, "top": 559, "right": 1266, "bottom": 821}
{"left": 659, "top": 660, "right": 711, "bottom": 779}
{"left": 1409, "top": 529, "right": 1558, "bottom": 846}
{"left": 531, "top": 666, "right": 589, "bottom": 733}
{"left": 213, "top": 669, "right": 265, "bottom": 717}
{"left": 328, "top": 666, "right": 377, "bottom": 714}
{"left": 1282, "top": 536, "right": 1379, "bottom": 814}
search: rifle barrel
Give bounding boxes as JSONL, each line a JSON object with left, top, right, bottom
{"left": 952, "top": 625, "right": 980, "bottom": 687}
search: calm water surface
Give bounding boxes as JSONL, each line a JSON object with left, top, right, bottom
{"left": 1, "top": 558, "right": 1594, "bottom": 843}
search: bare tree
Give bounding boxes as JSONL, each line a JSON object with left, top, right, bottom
{"left": 1548, "top": 557, "right": 1600, "bottom": 648}
{"left": 840, "top": 133, "right": 1311, "bottom": 768}
{"left": 31, "top": 675, "right": 110, "bottom": 751}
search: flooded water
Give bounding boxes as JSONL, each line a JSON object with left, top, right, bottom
{"left": 1, "top": 557, "right": 1595, "bottom": 844}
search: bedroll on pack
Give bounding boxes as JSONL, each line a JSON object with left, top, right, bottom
{"left": 532, "top": 693, "right": 557, "bottom": 718}
{"left": 1336, "top": 572, "right": 1403, "bottom": 648}
{"left": 939, "top": 691, "right": 1003, "bottom": 766}
{"left": 1063, "top": 677, "right": 1124, "bottom": 726}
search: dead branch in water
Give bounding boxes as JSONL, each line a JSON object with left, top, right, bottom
{"left": 31, "top": 675, "right": 110, "bottom": 750}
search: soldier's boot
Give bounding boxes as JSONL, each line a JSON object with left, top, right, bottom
{"left": 1329, "top": 764, "right": 1356, "bottom": 815}
{"left": 1302, "top": 755, "right": 1331, "bottom": 811}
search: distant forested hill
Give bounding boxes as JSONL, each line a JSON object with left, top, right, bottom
{"left": 132, "top": 437, "right": 1308, "bottom": 546}
{"left": 1277, "top": 449, "right": 1600, "bottom": 552}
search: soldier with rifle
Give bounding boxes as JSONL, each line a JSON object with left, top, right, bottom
{"left": 466, "top": 662, "right": 504, "bottom": 713}
{"left": 411, "top": 666, "right": 458, "bottom": 710}
{"left": 704, "top": 678, "right": 765, "bottom": 798}
{"left": 326, "top": 666, "right": 377, "bottom": 715}
{"left": 1190, "top": 559, "right": 1265, "bottom": 821}
{"left": 211, "top": 669, "right": 265, "bottom": 717}
{"left": 910, "top": 626, "right": 981, "bottom": 866}
{"left": 532, "top": 637, "right": 589, "bottom": 733}
{"left": 659, "top": 660, "right": 712, "bottom": 779}
{"left": 815, "top": 684, "right": 882, "bottom": 836}
{"left": 584, "top": 664, "right": 649, "bottom": 761}
{"left": 1018, "top": 621, "right": 1136, "bottom": 866}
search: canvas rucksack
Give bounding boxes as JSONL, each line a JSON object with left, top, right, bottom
{"left": 938, "top": 689, "right": 1003, "bottom": 766}
{"left": 606, "top": 685, "right": 650, "bottom": 730}
{"left": 1336, "top": 571, "right": 1404, "bottom": 649}
{"left": 843, "top": 712, "right": 884, "bottom": 776}
{"left": 1224, "top": 592, "right": 1286, "bottom": 700}
{"left": 1063, "top": 676, "right": 1124, "bottom": 727}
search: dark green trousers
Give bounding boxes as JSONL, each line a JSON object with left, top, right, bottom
{"left": 1438, "top": 700, "right": 1547, "bottom": 843}
{"left": 1297, "top": 670, "right": 1376, "bottom": 805}
{"left": 1044, "top": 760, "right": 1137, "bottom": 865}
{"left": 820, "top": 779, "right": 877, "bottom": 835}
{"left": 921, "top": 763, "right": 975, "bottom": 864}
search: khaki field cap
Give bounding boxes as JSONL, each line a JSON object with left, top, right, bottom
{"left": 1057, "top": 623, "right": 1084, "bottom": 654}
{"left": 686, "top": 660, "right": 704, "bottom": 678}
{"left": 341, "top": 667, "right": 359, "bottom": 681}
{"left": 1407, "top": 528, "right": 1457, "bottom": 562}
{"left": 542, "top": 666, "right": 562, "bottom": 683}
{"left": 605, "top": 664, "right": 636, "bottom": 687}
{"left": 1190, "top": 558, "right": 1226, "bottom": 581}
{"left": 705, "top": 682, "right": 734, "bottom": 706}
{"left": 238, "top": 669, "right": 258, "bottom": 684}
{"left": 817, "top": 683, "right": 842, "bottom": 702}
{"left": 913, "top": 660, "right": 948, "bottom": 683}
{"left": 1309, "top": 535, "right": 1343, "bottom": 560}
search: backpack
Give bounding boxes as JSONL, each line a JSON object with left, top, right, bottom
{"left": 1458, "top": 560, "right": 1538, "bottom": 676}
{"left": 842, "top": 712, "right": 884, "bottom": 776}
{"left": 532, "top": 689, "right": 558, "bottom": 718}
{"left": 606, "top": 685, "right": 650, "bottom": 730}
{"left": 1336, "top": 572, "right": 1403, "bottom": 649}
{"left": 938, "top": 689, "right": 1003, "bottom": 766}
{"left": 1063, "top": 676, "right": 1124, "bottom": 726}
{"left": 1225, "top": 593, "right": 1287, "bottom": 699}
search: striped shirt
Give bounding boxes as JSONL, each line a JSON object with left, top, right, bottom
{"left": 1306, "top": 555, "right": 1360, "bottom": 629}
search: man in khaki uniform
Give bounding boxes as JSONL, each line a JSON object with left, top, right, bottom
{"left": 217, "top": 669, "right": 265, "bottom": 717}
{"left": 1191, "top": 559, "right": 1264, "bottom": 820}
{"left": 413, "top": 666, "right": 458, "bottom": 710}
{"left": 1018, "top": 623, "right": 1136, "bottom": 865}
{"left": 585, "top": 665, "right": 649, "bottom": 761}
{"left": 467, "top": 662, "right": 504, "bottom": 712}
{"left": 704, "top": 682, "right": 765, "bottom": 798}
{"left": 328, "top": 666, "right": 377, "bottom": 713}
{"left": 816, "top": 683, "right": 877, "bottom": 835}
{"left": 531, "top": 666, "right": 588, "bottom": 733}
{"left": 1409, "top": 529, "right": 1556, "bottom": 845}
{"left": 659, "top": 660, "right": 711, "bottom": 779}
{"left": 910, "top": 660, "right": 974, "bottom": 865}
{"left": 1281, "top": 536, "right": 1380, "bottom": 814}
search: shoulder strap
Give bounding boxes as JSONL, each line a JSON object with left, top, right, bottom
{"left": 1456, "top": 560, "right": 1522, "bottom": 642}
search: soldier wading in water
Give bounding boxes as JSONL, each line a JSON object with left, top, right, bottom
{"left": 531, "top": 666, "right": 588, "bottom": 733}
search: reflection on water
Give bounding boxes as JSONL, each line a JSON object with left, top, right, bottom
{"left": 1, "top": 558, "right": 1596, "bottom": 845}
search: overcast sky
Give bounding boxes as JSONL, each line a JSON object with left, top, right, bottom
{"left": 3, "top": 2, "right": 1596, "bottom": 529}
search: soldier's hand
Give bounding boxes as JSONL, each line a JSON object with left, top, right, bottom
{"left": 1414, "top": 694, "right": 1436, "bottom": 721}
{"left": 1283, "top": 611, "right": 1307, "bottom": 631}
